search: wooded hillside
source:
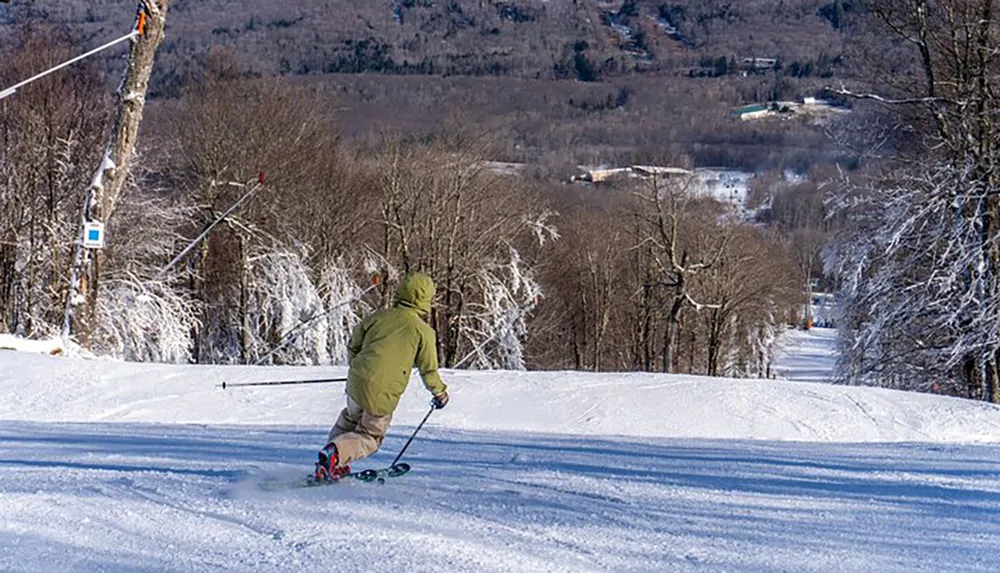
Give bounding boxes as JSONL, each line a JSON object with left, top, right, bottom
{"left": 1, "top": 1, "right": 861, "bottom": 172}
{"left": 1, "top": 1, "right": 851, "bottom": 87}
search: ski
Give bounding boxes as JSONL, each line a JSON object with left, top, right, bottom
{"left": 305, "top": 462, "right": 411, "bottom": 487}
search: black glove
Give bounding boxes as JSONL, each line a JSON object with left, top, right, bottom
{"left": 431, "top": 390, "right": 449, "bottom": 410}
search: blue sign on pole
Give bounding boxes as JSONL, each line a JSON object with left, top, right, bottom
{"left": 83, "top": 222, "right": 105, "bottom": 249}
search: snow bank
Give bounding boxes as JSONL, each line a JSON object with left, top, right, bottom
{"left": 2, "top": 352, "right": 999, "bottom": 443}
{"left": 0, "top": 334, "right": 65, "bottom": 355}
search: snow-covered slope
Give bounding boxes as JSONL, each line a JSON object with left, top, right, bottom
{"left": 773, "top": 326, "right": 838, "bottom": 383}
{"left": 2, "top": 352, "right": 1000, "bottom": 572}
{"left": 3, "top": 351, "right": 999, "bottom": 443}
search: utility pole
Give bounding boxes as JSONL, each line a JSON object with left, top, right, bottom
{"left": 62, "top": 1, "right": 173, "bottom": 345}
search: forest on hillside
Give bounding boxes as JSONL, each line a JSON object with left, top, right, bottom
{"left": 0, "top": 1, "right": 854, "bottom": 82}
{"left": 0, "top": 0, "right": 862, "bottom": 172}
{"left": 0, "top": 2, "right": 835, "bottom": 381}
{"left": 14, "top": 1, "right": 997, "bottom": 406}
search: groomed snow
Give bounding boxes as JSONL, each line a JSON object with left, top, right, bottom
{"left": 3, "top": 348, "right": 998, "bottom": 443}
{"left": 773, "top": 327, "right": 838, "bottom": 383}
{"left": 2, "top": 349, "right": 1000, "bottom": 572}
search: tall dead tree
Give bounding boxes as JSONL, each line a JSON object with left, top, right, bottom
{"left": 63, "top": 1, "right": 172, "bottom": 345}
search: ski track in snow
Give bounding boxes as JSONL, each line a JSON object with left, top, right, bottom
{"left": 1, "top": 343, "right": 1000, "bottom": 571}
{"left": 774, "top": 327, "right": 838, "bottom": 383}
{"left": 3, "top": 422, "right": 1000, "bottom": 572}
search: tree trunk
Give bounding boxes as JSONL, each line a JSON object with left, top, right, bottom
{"left": 662, "top": 251, "right": 689, "bottom": 373}
{"left": 640, "top": 281, "right": 653, "bottom": 371}
{"left": 989, "top": 352, "right": 1000, "bottom": 404}
{"left": 63, "top": 1, "right": 172, "bottom": 345}
{"left": 663, "top": 286, "right": 684, "bottom": 373}
{"left": 442, "top": 222, "right": 458, "bottom": 367}
{"left": 189, "top": 240, "right": 207, "bottom": 363}
{"left": 238, "top": 236, "right": 251, "bottom": 363}
{"left": 963, "top": 358, "right": 978, "bottom": 399}
{"left": 577, "top": 285, "right": 589, "bottom": 370}
{"left": 572, "top": 328, "right": 583, "bottom": 371}
{"left": 707, "top": 309, "right": 723, "bottom": 376}
{"left": 0, "top": 241, "right": 14, "bottom": 332}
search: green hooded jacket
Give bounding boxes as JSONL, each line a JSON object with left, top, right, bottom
{"left": 346, "top": 273, "right": 447, "bottom": 416}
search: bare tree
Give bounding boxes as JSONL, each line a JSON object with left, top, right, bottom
{"left": 630, "top": 174, "right": 732, "bottom": 372}
{"left": 699, "top": 226, "right": 799, "bottom": 376}
{"left": 372, "top": 132, "right": 552, "bottom": 369}
{"left": 64, "top": 0, "right": 173, "bottom": 346}
{"left": 164, "top": 77, "right": 359, "bottom": 364}
{"left": 0, "top": 26, "right": 107, "bottom": 338}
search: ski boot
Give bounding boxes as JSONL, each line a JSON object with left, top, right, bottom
{"left": 315, "top": 444, "right": 351, "bottom": 481}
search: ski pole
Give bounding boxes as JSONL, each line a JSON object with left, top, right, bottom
{"left": 390, "top": 404, "right": 436, "bottom": 467}
{"left": 219, "top": 377, "right": 347, "bottom": 390}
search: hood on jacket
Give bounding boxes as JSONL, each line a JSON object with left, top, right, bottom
{"left": 394, "top": 273, "right": 435, "bottom": 315}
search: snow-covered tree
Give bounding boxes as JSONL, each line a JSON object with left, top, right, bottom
{"left": 96, "top": 275, "right": 199, "bottom": 362}
{"left": 217, "top": 248, "right": 370, "bottom": 366}
{"left": 92, "top": 178, "right": 201, "bottom": 362}
{"left": 242, "top": 249, "right": 326, "bottom": 365}
{"left": 828, "top": 0, "right": 1000, "bottom": 402}
{"left": 372, "top": 132, "right": 554, "bottom": 369}
{"left": 457, "top": 247, "right": 542, "bottom": 370}
{"left": 827, "top": 164, "right": 1000, "bottom": 399}
{"left": 318, "top": 260, "right": 370, "bottom": 365}
{"left": 0, "top": 28, "right": 107, "bottom": 339}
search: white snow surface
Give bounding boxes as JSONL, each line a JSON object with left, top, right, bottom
{"left": 0, "top": 334, "right": 65, "bottom": 355}
{"left": 773, "top": 326, "right": 838, "bottom": 383}
{"left": 2, "top": 351, "right": 1000, "bottom": 572}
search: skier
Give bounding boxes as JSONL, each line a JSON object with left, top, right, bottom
{"left": 315, "top": 272, "right": 449, "bottom": 480}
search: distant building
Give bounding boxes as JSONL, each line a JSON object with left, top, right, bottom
{"left": 479, "top": 161, "right": 526, "bottom": 176}
{"left": 571, "top": 165, "right": 692, "bottom": 183}
{"left": 570, "top": 165, "right": 753, "bottom": 211}
{"left": 741, "top": 57, "right": 777, "bottom": 70}
{"left": 733, "top": 104, "right": 770, "bottom": 120}
{"left": 630, "top": 165, "right": 693, "bottom": 178}
{"left": 572, "top": 167, "right": 634, "bottom": 183}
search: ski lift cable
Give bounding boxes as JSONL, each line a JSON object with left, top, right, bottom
{"left": 0, "top": 28, "right": 141, "bottom": 101}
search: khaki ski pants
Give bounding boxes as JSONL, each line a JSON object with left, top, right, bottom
{"left": 325, "top": 393, "right": 392, "bottom": 467}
